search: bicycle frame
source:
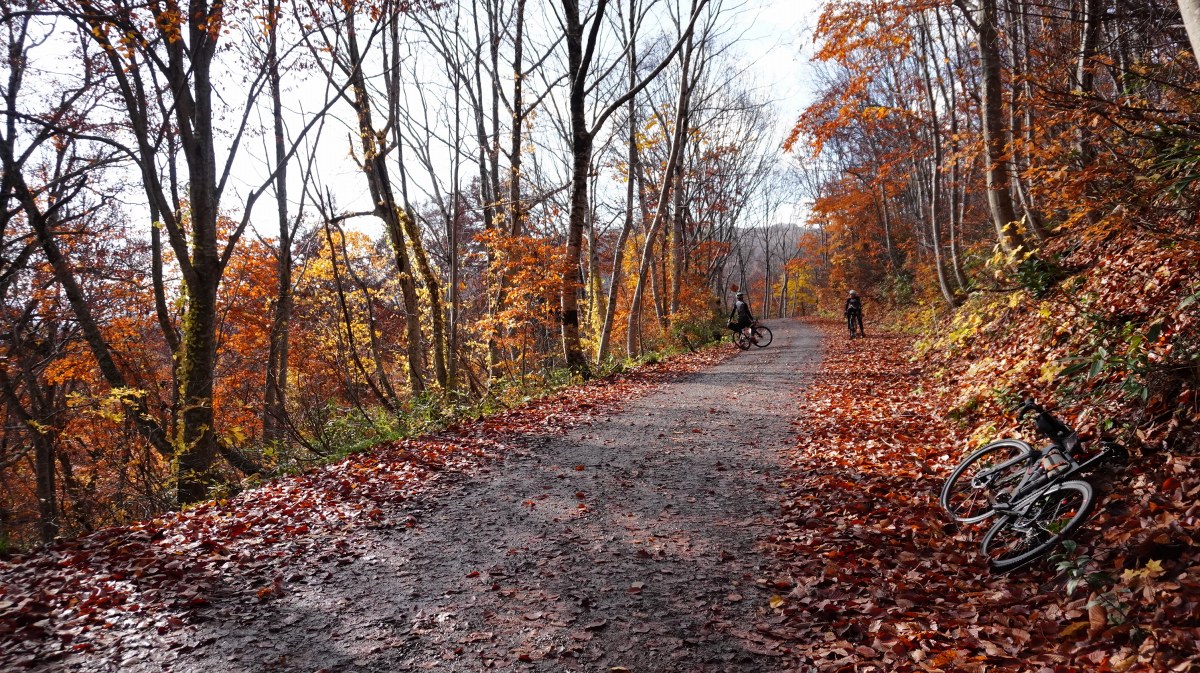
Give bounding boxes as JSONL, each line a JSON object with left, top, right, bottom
{"left": 983, "top": 441, "right": 1117, "bottom": 517}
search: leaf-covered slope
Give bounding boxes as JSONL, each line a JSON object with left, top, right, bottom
{"left": 762, "top": 320, "right": 1198, "bottom": 672}
{"left": 918, "top": 225, "right": 1198, "bottom": 453}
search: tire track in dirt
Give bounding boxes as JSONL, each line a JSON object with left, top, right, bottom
{"left": 64, "top": 320, "right": 821, "bottom": 673}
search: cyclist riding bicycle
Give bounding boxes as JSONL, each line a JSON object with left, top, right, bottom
{"left": 729, "top": 291, "right": 755, "bottom": 341}
{"left": 844, "top": 290, "right": 864, "bottom": 338}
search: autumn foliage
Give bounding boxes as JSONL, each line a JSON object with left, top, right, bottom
{"left": 779, "top": 3, "right": 1200, "bottom": 664}
{"left": 0, "top": 346, "right": 732, "bottom": 668}
{"left": 764, "top": 321, "right": 1198, "bottom": 671}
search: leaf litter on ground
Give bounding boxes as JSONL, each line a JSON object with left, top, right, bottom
{"left": 0, "top": 347, "right": 732, "bottom": 669}
{"left": 760, "top": 320, "right": 1199, "bottom": 673}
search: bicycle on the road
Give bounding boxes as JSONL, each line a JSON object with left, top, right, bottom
{"left": 846, "top": 308, "right": 864, "bottom": 339}
{"left": 732, "top": 321, "right": 773, "bottom": 351}
{"left": 939, "top": 399, "right": 1127, "bottom": 572}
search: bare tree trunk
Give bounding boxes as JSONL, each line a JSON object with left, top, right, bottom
{"left": 263, "top": 0, "right": 291, "bottom": 444}
{"left": 960, "top": 0, "right": 1027, "bottom": 253}
{"left": 596, "top": 6, "right": 639, "bottom": 363}
{"left": 385, "top": 18, "right": 448, "bottom": 391}
{"left": 561, "top": 0, "right": 598, "bottom": 375}
{"left": 1071, "top": 0, "right": 1105, "bottom": 222}
{"left": 562, "top": 0, "right": 707, "bottom": 373}
{"left": 1179, "top": 0, "right": 1200, "bottom": 69}
{"left": 627, "top": 34, "right": 694, "bottom": 355}
{"left": 918, "top": 12, "right": 960, "bottom": 305}
{"left": 668, "top": 146, "right": 686, "bottom": 318}
{"left": 344, "top": 12, "right": 426, "bottom": 394}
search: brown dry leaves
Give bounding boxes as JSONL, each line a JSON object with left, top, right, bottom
{"left": 761, "top": 321, "right": 1199, "bottom": 673}
{"left": 0, "top": 346, "right": 732, "bottom": 669}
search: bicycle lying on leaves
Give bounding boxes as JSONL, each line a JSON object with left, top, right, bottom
{"left": 731, "top": 321, "right": 773, "bottom": 350}
{"left": 939, "top": 399, "right": 1128, "bottom": 572}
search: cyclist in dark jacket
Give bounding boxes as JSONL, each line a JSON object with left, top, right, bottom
{"left": 730, "top": 292, "right": 754, "bottom": 332}
{"left": 844, "top": 290, "right": 864, "bottom": 338}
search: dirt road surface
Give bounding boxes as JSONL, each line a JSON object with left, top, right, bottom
{"left": 57, "top": 320, "right": 821, "bottom": 672}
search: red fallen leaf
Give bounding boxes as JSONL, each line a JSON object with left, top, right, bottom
{"left": 517, "top": 653, "right": 532, "bottom": 662}
{"left": 575, "top": 492, "right": 586, "bottom": 499}
{"left": 465, "top": 571, "right": 480, "bottom": 578}
{"left": 628, "top": 582, "right": 645, "bottom": 594}
{"left": 574, "top": 465, "right": 585, "bottom": 471}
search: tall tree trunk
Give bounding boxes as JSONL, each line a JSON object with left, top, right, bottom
{"left": 937, "top": 10, "right": 971, "bottom": 289}
{"left": 387, "top": 17, "right": 448, "bottom": 391}
{"left": 668, "top": 149, "right": 686, "bottom": 318}
{"left": 596, "top": 14, "right": 639, "bottom": 363}
{"left": 1005, "top": 0, "right": 1048, "bottom": 241}
{"left": 1179, "top": 0, "right": 1200, "bottom": 69}
{"left": 562, "top": 0, "right": 706, "bottom": 372}
{"left": 1072, "top": 0, "right": 1105, "bottom": 217}
{"left": 561, "top": 0, "right": 598, "bottom": 376}
{"left": 508, "top": 0, "right": 528, "bottom": 237}
{"left": 963, "top": 0, "right": 1028, "bottom": 253}
{"left": 918, "top": 13, "right": 960, "bottom": 305}
{"left": 345, "top": 11, "right": 426, "bottom": 394}
{"left": 263, "top": 0, "right": 291, "bottom": 444}
{"left": 627, "top": 34, "right": 693, "bottom": 354}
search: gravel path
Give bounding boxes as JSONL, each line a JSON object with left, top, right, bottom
{"left": 69, "top": 320, "right": 821, "bottom": 673}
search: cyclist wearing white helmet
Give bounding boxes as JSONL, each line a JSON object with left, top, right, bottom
{"left": 844, "top": 290, "right": 864, "bottom": 338}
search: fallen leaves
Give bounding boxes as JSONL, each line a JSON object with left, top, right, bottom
{"left": 760, "top": 320, "right": 1200, "bottom": 672}
{"left": 0, "top": 346, "right": 735, "bottom": 668}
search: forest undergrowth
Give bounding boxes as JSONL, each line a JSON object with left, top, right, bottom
{"left": 762, "top": 319, "right": 1197, "bottom": 672}
{"left": 760, "top": 216, "right": 1200, "bottom": 673}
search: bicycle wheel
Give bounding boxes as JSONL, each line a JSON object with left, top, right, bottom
{"left": 980, "top": 480, "right": 1094, "bottom": 572}
{"left": 940, "top": 440, "right": 1032, "bottom": 524}
{"left": 751, "top": 325, "right": 772, "bottom": 348}
{"left": 733, "top": 331, "right": 751, "bottom": 350}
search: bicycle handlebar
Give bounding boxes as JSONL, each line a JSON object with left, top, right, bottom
{"left": 1015, "top": 397, "right": 1043, "bottom": 418}
{"left": 1014, "top": 396, "right": 1078, "bottom": 447}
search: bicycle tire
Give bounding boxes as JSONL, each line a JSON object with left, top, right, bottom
{"left": 752, "top": 325, "right": 773, "bottom": 348}
{"left": 981, "top": 479, "right": 1094, "bottom": 572}
{"left": 846, "top": 311, "right": 863, "bottom": 339}
{"left": 733, "top": 331, "right": 751, "bottom": 350}
{"left": 940, "top": 440, "right": 1032, "bottom": 524}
